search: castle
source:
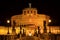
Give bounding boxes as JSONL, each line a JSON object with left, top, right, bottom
{"left": 0, "top": 3, "right": 60, "bottom": 40}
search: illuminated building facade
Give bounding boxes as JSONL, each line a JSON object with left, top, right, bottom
{"left": 0, "top": 3, "right": 60, "bottom": 40}
{"left": 11, "top": 3, "right": 50, "bottom": 36}
{"left": 0, "top": 3, "right": 60, "bottom": 35}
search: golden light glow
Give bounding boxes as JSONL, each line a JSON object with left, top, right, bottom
{"left": 29, "top": 19, "right": 32, "bottom": 22}
{"left": 7, "top": 20, "right": 10, "bottom": 23}
{"left": 29, "top": 33, "right": 32, "bottom": 36}
{"left": 0, "top": 4, "right": 59, "bottom": 36}
{"left": 49, "top": 19, "right": 51, "bottom": 23}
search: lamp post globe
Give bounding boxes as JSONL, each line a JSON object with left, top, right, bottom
{"left": 49, "top": 19, "right": 51, "bottom": 23}
{"left": 7, "top": 20, "right": 10, "bottom": 23}
{"left": 7, "top": 20, "right": 10, "bottom": 34}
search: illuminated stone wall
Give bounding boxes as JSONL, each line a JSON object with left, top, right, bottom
{"left": 0, "top": 7, "right": 60, "bottom": 35}
{"left": 0, "top": 4, "right": 60, "bottom": 36}
{"left": 48, "top": 26, "right": 60, "bottom": 34}
{"left": 0, "top": 26, "right": 60, "bottom": 35}
{"left": 11, "top": 8, "right": 50, "bottom": 28}
{"left": 11, "top": 7, "right": 50, "bottom": 35}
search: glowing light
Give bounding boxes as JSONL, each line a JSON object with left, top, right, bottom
{"left": 29, "top": 33, "right": 32, "bottom": 36}
{"left": 49, "top": 19, "right": 51, "bottom": 23}
{"left": 7, "top": 20, "right": 10, "bottom": 23}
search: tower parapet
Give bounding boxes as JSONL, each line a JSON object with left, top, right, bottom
{"left": 22, "top": 3, "right": 38, "bottom": 15}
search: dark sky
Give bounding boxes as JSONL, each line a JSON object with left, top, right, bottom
{"left": 0, "top": 0, "right": 60, "bottom": 26}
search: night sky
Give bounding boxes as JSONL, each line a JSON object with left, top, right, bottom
{"left": 0, "top": 0, "right": 60, "bottom": 26}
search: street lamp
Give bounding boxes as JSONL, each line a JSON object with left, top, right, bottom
{"left": 7, "top": 20, "right": 10, "bottom": 23}
{"left": 49, "top": 19, "right": 51, "bottom": 23}
{"left": 48, "top": 19, "right": 51, "bottom": 33}
{"left": 7, "top": 20, "right": 10, "bottom": 34}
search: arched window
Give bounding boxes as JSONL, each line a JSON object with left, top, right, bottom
{"left": 27, "top": 11, "right": 29, "bottom": 14}
{"left": 34, "top": 11, "right": 36, "bottom": 15}
{"left": 24, "top": 11, "right": 26, "bottom": 15}
{"left": 31, "top": 11, "right": 32, "bottom": 13}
